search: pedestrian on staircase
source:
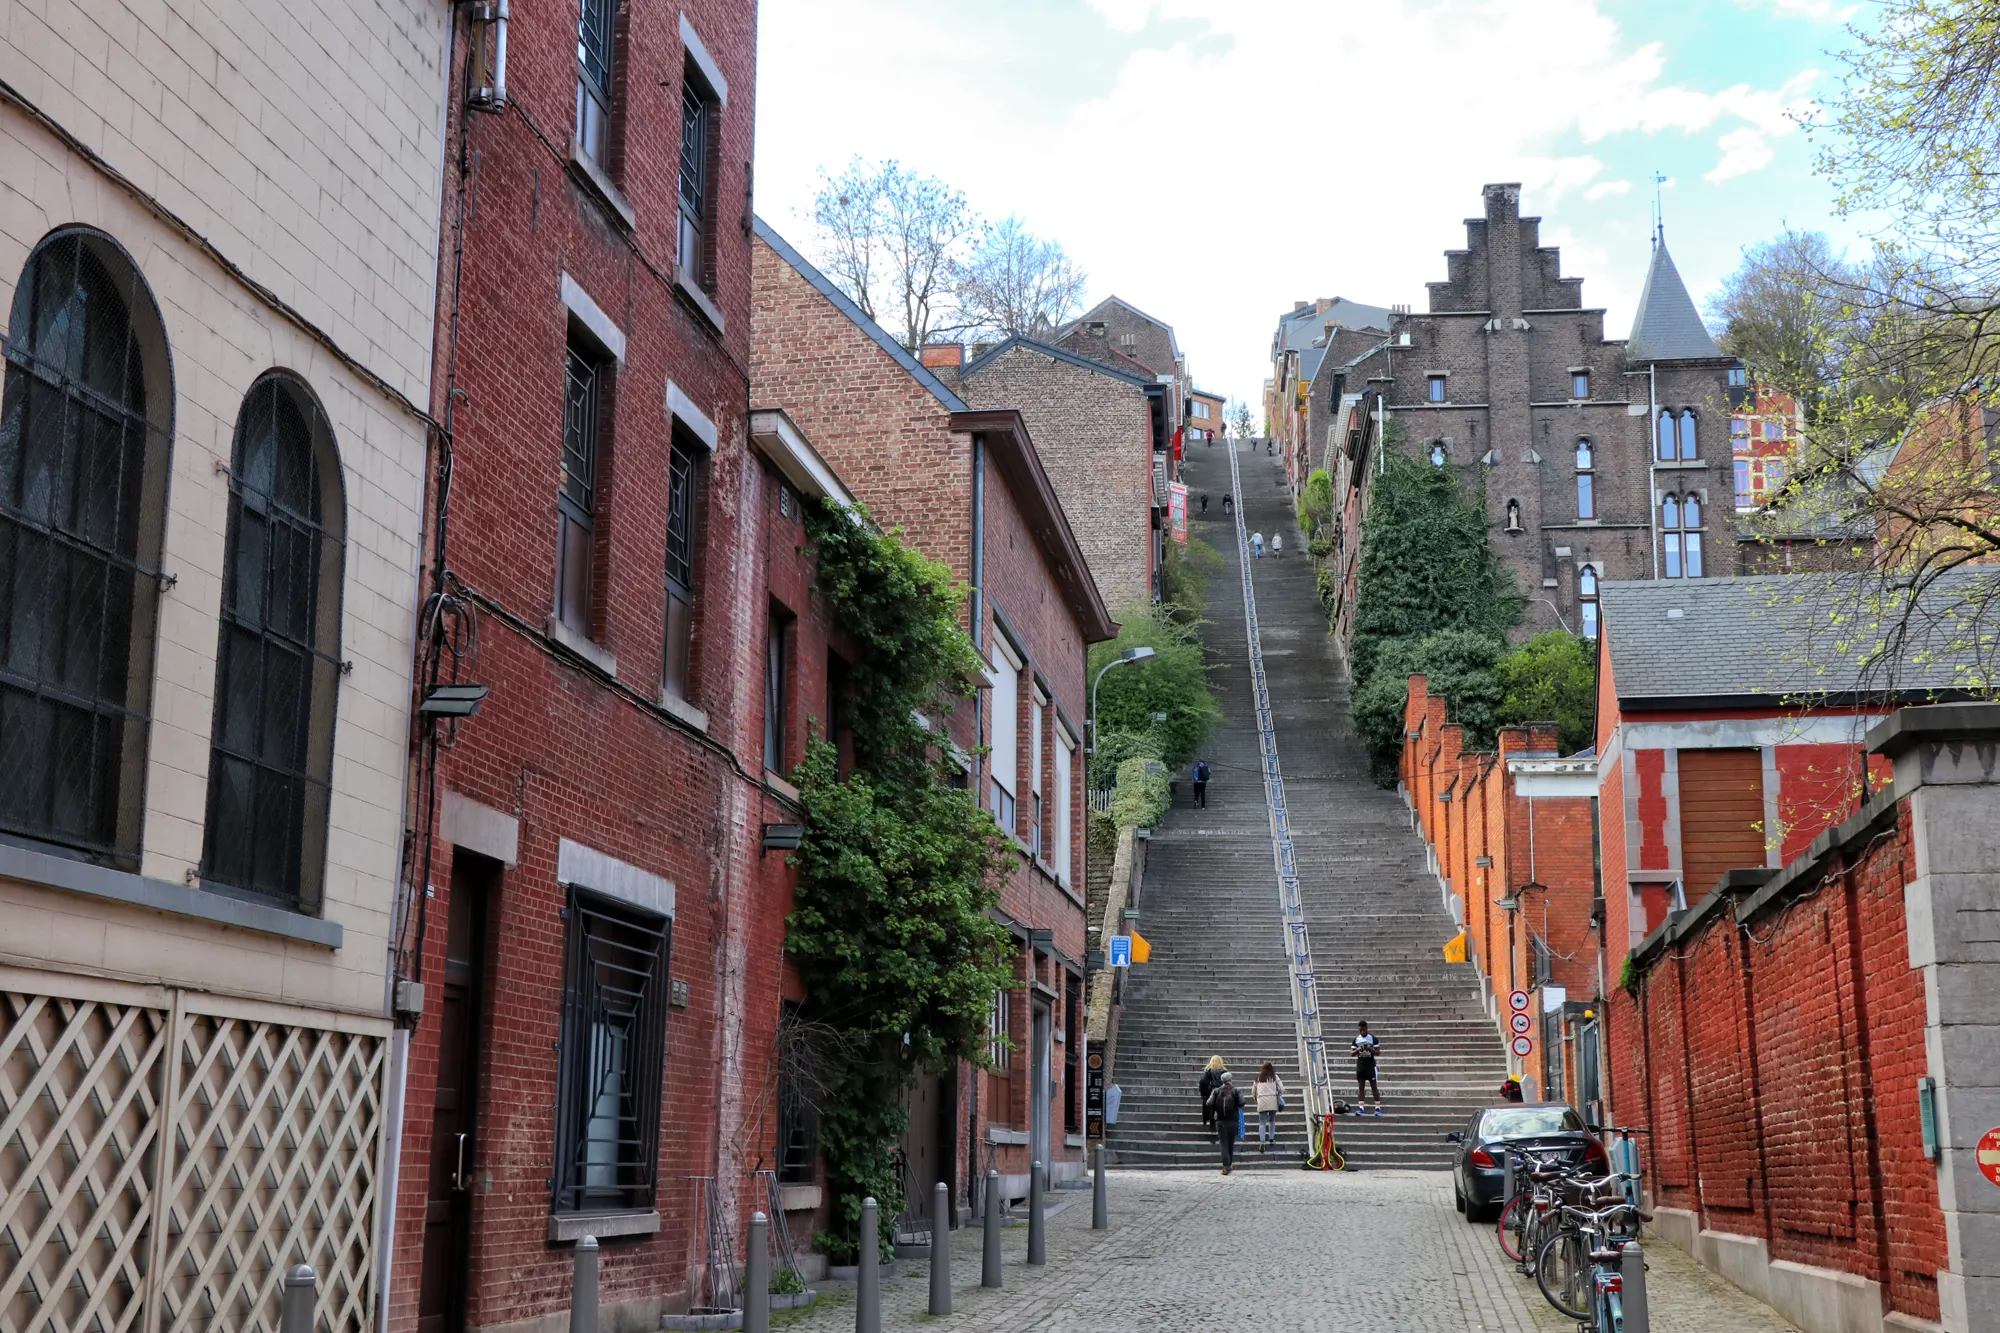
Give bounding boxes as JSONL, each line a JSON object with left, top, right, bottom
{"left": 1251, "top": 531, "right": 1264, "bottom": 558}
{"left": 1198, "top": 1055, "right": 1225, "bottom": 1128}
{"left": 1271, "top": 532, "right": 1283, "bottom": 558}
{"left": 1254, "top": 1063, "right": 1286, "bottom": 1152}
{"left": 1351, "top": 1021, "right": 1382, "bottom": 1115}
{"left": 1200, "top": 492, "right": 1209, "bottom": 513}
{"left": 1208, "top": 1070, "right": 1245, "bottom": 1174}
{"left": 1191, "top": 759, "right": 1210, "bottom": 808}
{"left": 1222, "top": 493, "right": 1233, "bottom": 515}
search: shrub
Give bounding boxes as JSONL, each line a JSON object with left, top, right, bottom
{"left": 1350, "top": 629, "right": 1506, "bottom": 786}
{"left": 1496, "top": 631, "right": 1598, "bottom": 755}
{"left": 1316, "top": 567, "right": 1337, "bottom": 608}
{"left": 1112, "top": 755, "right": 1170, "bottom": 829}
{"left": 1087, "top": 604, "right": 1221, "bottom": 776}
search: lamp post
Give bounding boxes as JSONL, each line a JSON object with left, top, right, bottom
{"left": 1088, "top": 646, "right": 1156, "bottom": 754}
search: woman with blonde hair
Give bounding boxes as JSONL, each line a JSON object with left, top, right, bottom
{"left": 1197, "top": 1055, "right": 1225, "bottom": 1129}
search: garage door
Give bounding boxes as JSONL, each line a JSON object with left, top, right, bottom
{"left": 1678, "top": 748, "right": 1766, "bottom": 904}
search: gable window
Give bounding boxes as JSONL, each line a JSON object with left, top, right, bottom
{"left": 1662, "top": 492, "right": 1703, "bottom": 578}
{"left": 575, "top": 0, "right": 617, "bottom": 167}
{"left": 663, "top": 436, "right": 699, "bottom": 700}
{"left": 0, "top": 229, "right": 172, "bottom": 868}
{"left": 202, "top": 375, "right": 345, "bottom": 912}
{"left": 1575, "top": 439, "right": 1595, "bottom": 520}
{"left": 552, "top": 887, "right": 671, "bottom": 1214}
{"left": 1677, "top": 409, "right": 1698, "bottom": 460}
{"left": 1729, "top": 366, "right": 1748, "bottom": 387}
{"left": 1571, "top": 371, "right": 1589, "bottom": 399}
{"left": 764, "top": 605, "right": 791, "bottom": 774}
{"left": 557, "top": 336, "right": 605, "bottom": 635}
{"left": 1579, "top": 565, "right": 1600, "bottom": 639}
{"left": 679, "top": 64, "right": 717, "bottom": 283}
{"left": 988, "top": 635, "right": 1021, "bottom": 834}
{"left": 1427, "top": 375, "right": 1446, "bottom": 403}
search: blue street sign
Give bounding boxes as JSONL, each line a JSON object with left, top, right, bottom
{"left": 1108, "top": 935, "right": 1133, "bottom": 968}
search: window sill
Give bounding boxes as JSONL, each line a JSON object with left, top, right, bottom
{"left": 764, "top": 772, "right": 801, "bottom": 803}
{"left": 658, "top": 688, "right": 709, "bottom": 733}
{"left": 1065, "top": 1133, "right": 1085, "bottom": 1149}
{"left": 0, "top": 839, "right": 342, "bottom": 948}
{"left": 674, "top": 264, "right": 727, "bottom": 335}
{"left": 986, "top": 1126, "right": 1031, "bottom": 1145}
{"left": 567, "top": 139, "right": 636, "bottom": 231}
{"left": 548, "top": 1209, "right": 660, "bottom": 1243}
{"left": 546, "top": 615, "right": 618, "bottom": 678}
{"left": 1653, "top": 458, "right": 1708, "bottom": 470}
{"left": 779, "top": 1184, "right": 821, "bottom": 1213}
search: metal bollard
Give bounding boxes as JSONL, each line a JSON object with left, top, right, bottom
{"left": 1621, "top": 1241, "right": 1650, "bottom": 1333}
{"left": 856, "top": 1196, "right": 880, "bottom": 1333}
{"left": 1092, "top": 1143, "right": 1108, "bottom": 1229}
{"left": 569, "top": 1237, "right": 598, "bottom": 1333}
{"left": 981, "top": 1168, "right": 1003, "bottom": 1288}
{"left": 744, "top": 1212, "right": 770, "bottom": 1333}
{"left": 280, "top": 1264, "right": 315, "bottom": 1333}
{"left": 927, "top": 1181, "right": 951, "bottom": 1315}
{"left": 1027, "top": 1161, "right": 1045, "bottom": 1266}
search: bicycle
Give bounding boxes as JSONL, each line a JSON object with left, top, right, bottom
{"left": 1495, "top": 1147, "right": 1575, "bottom": 1265}
{"left": 1536, "top": 1199, "right": 1646, "bottom": 1324}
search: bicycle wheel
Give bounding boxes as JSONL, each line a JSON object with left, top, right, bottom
{"left": 1535, "top": 1230, "right": 1592, "bottom": 1320}
{"left": 1497, "top": 1193, "right": 1529, "bottom": 1261}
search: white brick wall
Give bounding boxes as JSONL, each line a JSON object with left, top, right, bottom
{"left": 0, "top": 0, "right": 446, "bottom": 1018}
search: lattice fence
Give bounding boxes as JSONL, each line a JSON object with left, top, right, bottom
{"left": 0, "top": 970, "right": 389, "bottom": 1333}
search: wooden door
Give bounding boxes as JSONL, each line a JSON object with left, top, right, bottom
{"left": 1677, "top": 748, "right": 1766, "bottom": 905}
{"left": 417, "top": 854, "right": 496, "bottom": 1333}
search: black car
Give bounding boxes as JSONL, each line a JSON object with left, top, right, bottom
{"left": 1446, "top": 1103, "right": 1608, "bottom": 1222}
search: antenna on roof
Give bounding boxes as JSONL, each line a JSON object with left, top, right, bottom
{"left": 1651, "top": 171, "right": 1668, "bottom": 248}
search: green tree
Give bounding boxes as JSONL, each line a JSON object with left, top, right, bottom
{"left": 1350, "top": 451, "right": 1518, "bottom": 686}
{"left": 1351, "top": 629, "right": 1506, "bottom": 786}
{"left": 1087, "top": 603, "right": 1221, "bottom": 780}
{"left": 1495, "top": 631, "right": 1598, "bottom": 756}
{"left": 1299, "top": 468, "right": 1334, "bottom": 537}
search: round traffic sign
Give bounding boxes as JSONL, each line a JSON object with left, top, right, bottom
{"left": 1510, "top": 1012, "right": 1532, "bottom": 1035}
{"left": 1510, "top": 1035, "right": 1533, "bottom": 1057}
{"left": 1979, "top": 1127, "right": 2000, "bottom": 1188}
{"left": 1088, "top": 1053, "right": 1104, "bottom": 1071}
{"left": 1509, "top": 990, "right": 1531, "bottom": 1013}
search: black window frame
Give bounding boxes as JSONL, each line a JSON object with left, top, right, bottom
{"left": 663, "top": 433, "right": 699, "bottom": 699}
{"left": 775, "top": 999, "right": 820, "bottom": 1186}
{"left": 1571, "top": 370, "right": 1589, "bottom": 399}
{"left": 678, "top": 60, "right": 717, "bottom": 284}
{"left": 200, "top": 373, "right": 345, "bottom": 913}
{"left": 0, "top": 227, "right": 172, "bottom": 870}
{"left": 557, "top": 337, "right": 604, "bottom": 636}
{"left": 552, "top": 886, "right": 673, "bottom": 1215}
{"left": 764, "top": 603, "right": 791, "bottom": 774}
{"left": 575, "top": 0, "right": 617, "bottom": 166}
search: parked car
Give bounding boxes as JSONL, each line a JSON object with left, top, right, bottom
{"left": 1445, "top": 1103, "right": 1607, "bottom": 1221}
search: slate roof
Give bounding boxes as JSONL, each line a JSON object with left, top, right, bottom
{"left": 1061, "top": 296, "right": 1183, "bottom": 360}
{"left": 752, "top": 216, "right": 969, "bottom": 412}
{"left": 1273, "top": 298, "right": 1393, "bottom": 357}
{"left": 961, "top": 334, "right": 1154, "bottom": 386}
{"left": 1599, "top": 569, "right": 2000, "bottom": 706}
{"left": 1625, "top": 240, "right": 1723, "bottom": 363}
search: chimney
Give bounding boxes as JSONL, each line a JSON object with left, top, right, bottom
{"left": 919, "top": 343, "right": 964, "bottom": 369}
{"left": 1293, "top": 301, "right": 1311, "bottom": 313}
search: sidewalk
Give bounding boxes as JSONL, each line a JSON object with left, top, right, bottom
{"left": 771, "top": 1170, "right": 1803, "bottom": 1332}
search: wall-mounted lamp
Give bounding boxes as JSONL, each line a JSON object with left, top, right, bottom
{"left": 761, "top": 823, "right": 805, "bottom": 852}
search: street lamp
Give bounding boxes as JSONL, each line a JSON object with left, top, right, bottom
{"left": 1088, "top": 646, "right": 1156, "bottom": 754}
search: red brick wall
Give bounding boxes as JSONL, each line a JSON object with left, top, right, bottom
{"left": 1611, "top": 802, "right": 1947, "bottom": 1322}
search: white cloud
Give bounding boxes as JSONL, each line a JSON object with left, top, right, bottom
{"left": 1738, "top": 0, "right": 1860, "bottom": 21}
{"left": 755, "top": 0, "right": 1826, "bottom": 402}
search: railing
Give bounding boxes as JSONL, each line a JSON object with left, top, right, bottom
{"left": 1086, "top": 787, "right": 1114, "bottom": 813}
{"left": 1224, "top": 443, "right": 1334, "bottom": 1121}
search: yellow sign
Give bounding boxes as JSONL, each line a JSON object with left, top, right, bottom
{"left": 1130, "top": 930, "right": 1152, "bottom": 964}
{"left": 1442, "top": 931, "right": 1467, "bottom": 963}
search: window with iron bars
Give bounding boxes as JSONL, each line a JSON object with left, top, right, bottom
{"left": 678, "top": 70, "right": 713, "bottom": 283}
{"left": 575, "top": 0, "right": 617, "bottom": 167}
{"left": 201, "top": 373, "right": 345, "bottom": 913}
{"left": 663, "top": 436, "right": 698, "bottom": 700}
{"left": 557, "top": 339, "right": 602, "bottom": 635}
{"left": 0, "top": 228, "right": 171, "bottom": 869}
{"left": 553, "top": 887, "right": 672, "bottom": 1214}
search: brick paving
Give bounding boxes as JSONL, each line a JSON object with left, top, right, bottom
{"left": 775, "top": 1171, "right": 1802, "bottom": 1332}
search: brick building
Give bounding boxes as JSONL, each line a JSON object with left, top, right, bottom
{"left": 1266, "top": 297, "right": 1392, "bottom": 494}
{"left": 1, "top": 2, "right": 447, "bottom": 1327}
{"left": 382, "top": 3, "right": 789, "bottom": 1330}
{"left": 948, "top": 335, "right": 1163, "bottom": 615}
{"left": 1367, "top": 185, "right": 1746, "bottom": 638}
{"left": 751, "top": 219, "right": 1117, "bottom": 1213}
{"left": 1188, "top": 387, "right": 1227, "bottom": 441}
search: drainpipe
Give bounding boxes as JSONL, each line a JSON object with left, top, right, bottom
{"left": 968, "top": 432, "right": 986, "bottom": 1209}
{"left": 1647, "top": 364, "right": 1660, "bottom": 579}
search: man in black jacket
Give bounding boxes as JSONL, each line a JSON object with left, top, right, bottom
{"left": 1207, "top": 1071, "right": 1245, "bottom": 1175}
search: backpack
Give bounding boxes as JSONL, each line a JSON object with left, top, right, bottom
{"left": 1194, "top": 762, "right": 1210, "bottom": 782}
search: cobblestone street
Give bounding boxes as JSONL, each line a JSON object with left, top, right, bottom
{"left": 776, "top": 1170, "right": 1802, "bottom": 1332}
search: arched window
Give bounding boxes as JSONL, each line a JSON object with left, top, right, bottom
{"left": 201, "top": 373, "right": 345, "bottom": 911}
{"left": 1677, "top": 409, "right": 1698, "bottom": 460}
{"left": 0, "top": 228, "right": 173, "bottom": 866}
{"left": 1579, "top": 565, "right": 1600, "bottom": 639}
{"left": 1429, "top": 441, "right": 1447, "bottom": 467}
{"left": 1656, "top": 409, "right": 1675, "bottom": 462}
{"left": 1575, "top": 438, "right": 1595, "bottom": 520}
{"left": 1574, "top": 439, "right": 1593, "bottom": 471}
{"left": 1661, "top": 491, "right": 1703, "bottom": 579}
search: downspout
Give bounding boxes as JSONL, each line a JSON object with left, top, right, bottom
{"left": 967, "top": 431, "right": 985, "bottom": 1217}
{"left": 1647, "top": 364, "right": 1660, "bottom": 578}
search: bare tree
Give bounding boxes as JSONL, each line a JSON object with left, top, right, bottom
{"left": 1227, "top": 400, "right": 1255, "bottom": 440}
{"left": 954, "top": 215, "right": 1089, "bottom": 340}
{"left": 810, "top": 158, "right": 978, "bottom": 351}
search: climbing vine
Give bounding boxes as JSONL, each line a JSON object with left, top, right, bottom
{"left": 786, "top": 497, "right": 1019, "bottom": 1260}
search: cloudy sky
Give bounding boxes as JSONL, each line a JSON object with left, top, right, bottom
{"left": 752, "top": 0, "right": 1868, "bottom": 409}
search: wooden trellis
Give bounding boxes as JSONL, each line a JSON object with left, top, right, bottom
{"left": 0, "top": 968, "right": 389, "bottom": 1333}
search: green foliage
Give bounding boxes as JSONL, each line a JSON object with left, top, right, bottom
{"left": 1160, "top": 535, "right": 1222, "bottom": 629}
{"left": 788, "top": 497, "right": 1019, "bottom": 1260}
{"left": 1350, "top": 453, "right": 1519, "bottom": 686}
{"left": 1316, "top": 567, "right": 1337, "bottom": 609}
{"left": 1495, "top": 631, "right": 1599, "bottom": 756}
{"left": 1351, "top": 630, "right": 1506, "bottom": 786}
{"left": 1086, "top": 728, "right": 1160, "bottom": 790}
{"left": 1087, "top": 603, "right": 1220, "bottom": 778}
{"left": 1111, "top": 755, "right": 1169, "bottom": 830}
{"left": 1299, "top": 468, "right": 1334, "bottom": 535}
{"left": 1308, "top": 532, "right": 1334, "bottom": 561}
{"left": 1618, "top": 956, "right": 1642, "bottom": 996}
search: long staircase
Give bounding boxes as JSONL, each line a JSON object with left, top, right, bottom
{"left": 1106, "top": 441, "right": 1507, "bottom": 1171}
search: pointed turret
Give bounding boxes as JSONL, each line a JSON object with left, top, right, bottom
{"left": 1626, "top": 238, "right": 1721, "bottom": 363}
